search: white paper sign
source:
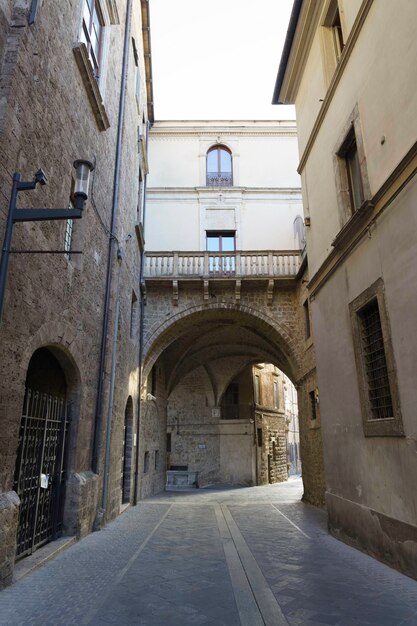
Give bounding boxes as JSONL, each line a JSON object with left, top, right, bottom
{"left": 40, "top": 474, "right": 49, "bottom": 489}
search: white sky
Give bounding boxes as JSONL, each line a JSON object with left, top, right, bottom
{"left": 149, "top": 0, "right": 295, "bottom": 120}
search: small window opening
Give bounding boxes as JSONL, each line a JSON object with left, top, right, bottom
{"left": 130, "top": 291, "right": 138, "bottom": 338}
{"left": 303, "top": 299, "right": 311, "bottom": 339}
{"left": 144, "top": 451, "right": 149, "bottom": 473}
{"left": 358, "top": 298, "right": 393, "bottom": 420}
{"left": 309, "top": 390, "right": 317, "bottom": 420}
{"left": 257, "top": 428, "right": 263, "bottom": 448}
{"left": 273, "top": 381, "right": 278, "bottom": 409}
{"left": 254, "top": 375, "right": 261, "bottom": 404}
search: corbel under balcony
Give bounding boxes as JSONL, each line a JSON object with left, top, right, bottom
{"left": 144, "top": 251, "right": 302, "bottom": 305}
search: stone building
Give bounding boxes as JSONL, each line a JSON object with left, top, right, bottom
{"left": 274, "top": 0, "right": 417, "bottom": 577}
{"left": 0, "top": 0, "right": 153, "bottom": 586}
{"left": 284, "top": 373, "right": 301, "bottom": 475}
{"left": 141, "top": 120, "right": 325, "bottom": 502}
{"left": 167, "top": 362, "right": 297, "bottom": 488}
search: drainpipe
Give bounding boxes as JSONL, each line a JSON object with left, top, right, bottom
{"left": 91, "top": 0, "right": 133, "bottom": 477}
{"left": 101, "top": 295, "right": 120, "bottom": 511}
{"left": 133, "top": 119, "right": 150, "bottom": 505}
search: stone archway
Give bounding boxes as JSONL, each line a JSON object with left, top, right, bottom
{"left": 141, "top": 302, "right": 325, "bottom": 505}
{"left": 13, "top": 345, "right": 80, "bottom": 559}
{"left": 143, "top": 303, "right": 300, "bottom": 383}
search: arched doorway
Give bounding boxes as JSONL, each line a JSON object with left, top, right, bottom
{"left": 13, "top": 348, "right": 71, "bottom": 558}
{"left": 121, "top": 397, "right": 134, "bottom": 504}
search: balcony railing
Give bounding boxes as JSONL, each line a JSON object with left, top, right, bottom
{"left": 206, "top": 171, "right": 233, "bottom": 186}
{"left": 144, "top": 251, "right": 301, "bottom": 279}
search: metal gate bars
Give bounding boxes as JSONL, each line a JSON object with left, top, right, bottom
{"left": 13, "top": 388, "right": 70, "bottom": 558}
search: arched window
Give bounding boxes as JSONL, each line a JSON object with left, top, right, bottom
{"left": 206, "top": 145, "right": 233, "bottom": 186}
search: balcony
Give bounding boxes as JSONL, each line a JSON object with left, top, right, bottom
{"left": 144, "top": 251, "right": 301, "bottom": 279}
{"left": 206, "top": 172, "right": 233, "bottom": 186}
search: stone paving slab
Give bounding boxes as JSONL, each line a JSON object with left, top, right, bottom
{"left": 0, "top": 478, "right": 416, "bottom": 625}
{"left": 227, "top": 500, "right": 417, "bottom": 626}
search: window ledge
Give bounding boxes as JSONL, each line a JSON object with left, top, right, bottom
{"left": 73, "top": 43, "right": 110, "bottom": 132}
{"left": 331, "top": 200, "right": 374, "bottom": 249}
{"left": 363, "top": 418, "right": 404, "bottom": 438}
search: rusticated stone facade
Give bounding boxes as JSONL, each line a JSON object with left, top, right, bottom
{"left": 0, "top": 0, "right": 152, "bottom": 586}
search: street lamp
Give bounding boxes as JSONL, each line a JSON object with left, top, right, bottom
{"left": 0, "top": 159, "right": 94, "bottom": 321}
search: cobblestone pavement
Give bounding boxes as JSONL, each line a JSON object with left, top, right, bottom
{"left": 1, "top": 478, "right": 417, "bottom": 625}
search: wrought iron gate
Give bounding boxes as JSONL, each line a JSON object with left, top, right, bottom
{"left": 14, "top": 388, "right": 70, "bottom": 558}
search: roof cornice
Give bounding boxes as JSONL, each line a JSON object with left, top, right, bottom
{"left": 272, "top": 0, "right": 324, "bottom": 105}
{"left": 149, "top": 120, "right": 298, "bottom": 138}
{"left": 141, "top": 0, "right": 154, "bottom": 122}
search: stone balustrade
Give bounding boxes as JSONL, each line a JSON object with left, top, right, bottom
{"left": 144, "top": 251, "right": 301, "bottom": 279}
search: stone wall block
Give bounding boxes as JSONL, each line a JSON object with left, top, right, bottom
{"left": 0, "top": 491, "right": 20, "bottom": 588}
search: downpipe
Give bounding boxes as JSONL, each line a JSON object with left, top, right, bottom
{"left": 94, "top": 295, "right": 120, "bottom": 530}
{"left": 92, "top": 0, "right": 133, "bottom": 525}
{"left": 133, "top": 120, "right": 151, "bottom": 505}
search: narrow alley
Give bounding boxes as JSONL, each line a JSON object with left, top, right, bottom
{"left": 1, "top": 478, "right": 416, "bottom": 626}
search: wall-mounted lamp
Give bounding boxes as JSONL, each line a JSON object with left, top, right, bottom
{"left": 0, "top": 160, "right": 94, "bottom": 321}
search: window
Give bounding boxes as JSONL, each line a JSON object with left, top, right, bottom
{"left": 339, "top": 128, "right": 364, "bottom": 214}
{"left": 130, "top": 291, "right": 138, "bottom": 338}
{"left": 144, "top": 451, "right": 149, "bottom": 473}
{"left": 350, "top": 279, "right": 403, "bottom": 437}
{"left": 303, "top": 299, "right": 311, "bottom": 339}
{"left": 334, "top": 107, "right": 370, "bottom": 229}
{"left": 322, "top": 1, "right": 344, "bottom": 68}
{"left": 327, "top": 1, "right": 344, "bottom": 62}
{"left": 166, "top": 432, "right": 172, "bottom": 453}
{"left": 80, "top": 0, "right": 104, "bottom": 80}
{"left": 206, "top": 232, "right": 235, "bottom": 253}
{"left": 254, "top": 375, "right": 261, "bottom": 404}
{"left": 320, "top": 1, "right": 346, "bottom": 87}
{"left": 257, "top": 428, "right": 263, "bottom": 448}
{"left": 132, "top": 37, "right": 141, "bottom": 111}
{"left": 154, "top": 450, "right": 159, "bottom": 471}
{"left": 221, "top": 383, "right": 239, "bottom": 420}
{"left": 137, "top": 167, "right": 143, "bottom": 222}
{"left": 206, "top": 231, "right": 236, "bottom": 274}
{"left": 206, "top": 145, "right": 232, "bottom": 186}
{"left": 309, "top": 390, "right": 317, "bottom": 421}
{"left": 357, "top": 300, "right": 393, "bottom": 419}
{"left": 273, "top": 381, "right": 278, "bottom": 409}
